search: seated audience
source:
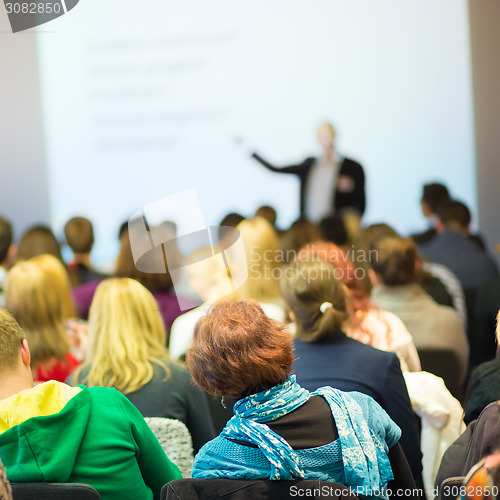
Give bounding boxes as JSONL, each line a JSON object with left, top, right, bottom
{"left": 370, "top": 237, "right": 469, "bottom": 385}
{"left": 419, "top": 200, "right": 498, "bottom": 290}
{"left": 281, "top": 259, "right": 423, "bottom": 482}
{"left": 299, "top": 242, "right": 421, "bottom": 372}
{"left": 64, "top": 216, "right": 106, "bottom": 286}
{"left": 4, "top": 257, "right": 80, "bottom": 382}
{"left": 464, "top": 311, "right": 500, "bottom": 425}
{"left": 411, "top": 182, "right": 451, "bottom": 246}
{"left": 0, "top": 217, "right": 13, "bottom": 307}
{"left": 186, "top": 300, "right": 415, "bottom": 499}
{"left": 0, "top": 309, "right": 181, "bottom": 499}
{"left": 72, "top": 226, "right": 192, "bottom": 341}
{"left": 69, "top": 278, "right": 215, "bottom": 453}
{"left": 357, "top": 223, "right": 467, "bottom": 327}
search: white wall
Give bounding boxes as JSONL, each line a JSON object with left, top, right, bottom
{"left": 0, "top": 9, "right": 50, "bottom": 239}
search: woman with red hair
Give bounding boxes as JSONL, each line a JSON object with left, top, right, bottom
{"left": 298, "top": 241, "right": 421, "bottom": 372}
{"left": 186, "top": 300, "right": 416, "bottom": 498}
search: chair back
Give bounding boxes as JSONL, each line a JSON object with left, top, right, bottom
{"left": 11, "top": 482, "right": 100, "bottom": 500}
{"left": 162, "top": 479, "right": 359, "bottom": 500}
{"left": 417, "top": 348, "right": 464, "bottom": 402}
{"left": 438, "top": 476, "right": 465, "bottom": 500}
{"left": 144, "top": 417, "right": 194, "bottom": 478}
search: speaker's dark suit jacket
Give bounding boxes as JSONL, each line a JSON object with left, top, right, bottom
{"left": 252, "top": 153, "right": 366, "bottom": 217}
{"left": 293, "top": 333, "right": 422, "bottom": 481}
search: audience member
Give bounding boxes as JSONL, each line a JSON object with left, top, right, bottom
{"left": 32, "top": 255, "right": 87, "bottom": 361}
{"left": 420, "top": 200, "right": 498, "bottom": 290}
{"left": 298, "top": 242, "right": 421, "bottom": 372}
{"left": 474, "top": 278, "right": 500, "bottom": 365}
{"left": 0, "top": 309, "right": 181, "bottom": 499}
{"left": 319, "top": 214, "right": 348, "bottom": 246}
{"left": 4, "top": 257, "right": 80, "bottom": 382}
{"left": 187, "top": 300, "right": 415, "bottom": 499}
{"left": 69, "top": 278, "right": 215, "bottom": 453}
{"left": 218, "top": 212, "right": 245, "bottom": 245}
{"left": 371, "top": 237, "right": 469, "bottom": 385}
{"left": 169, "top": 247, "right": 233, "bottom": 360}
{"left": 15, "top": 225, "right": 63, "bottom": 263}
{"left": 254, "top": 205, "right": 277, "bottom": 228}
{"left": 231, "top": 217, "right": 285, "bottom": 320}
{"left": 281, "top": 259, "right": 423, "bottom": 482}
{"left": 279, "top": 218, "right": 322, "bottom": 263}
{"left": 0, "top": 217, "right": 13, "bottom": 308}
{"left": 463, "top": 311, "right": 500, "bottom": 425}
{"left": 64, "top": 216, "right": 106, "bottom": 286}
{"left": 357, "top": 223, "right": 468, "bottom": 327}
{"left": 411, "top": 183, "right": 450, "bottom": 246}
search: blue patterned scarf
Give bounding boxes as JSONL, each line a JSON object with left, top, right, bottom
{"left": 222, "top": 375, "right": 395, "bottom": 492}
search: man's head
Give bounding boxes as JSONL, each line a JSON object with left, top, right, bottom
{"left": 0, "top": 217, "right": 13, "bottom": 267}
{"left": 64, "top": 217, "right": 94, "bottom": 255}
{"left": 0, "top": 309, "right": 32, "bottom": 395}
{"left": 436, "top": 199, "right": 471, "bottom": 235}
{"left": 317, "top": 122, "right": 336, "bottom": 154}
{"left": 420, "top": 183, "right": 450, "bottom": 218}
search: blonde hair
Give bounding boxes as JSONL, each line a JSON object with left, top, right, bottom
{"left": 31, "top": 254, "right": 76, "bottom": 319}
{"left": 0, "top": 308, "right": 25, "bottom": 370}
{"left": 232, "top": 217, "right": 282, "bottom": 303}
{"left": 4, "top": 258, "right": 70, "bottom": 367}
{"left": 73, "top": 278, "right": 171, "bottom": 393}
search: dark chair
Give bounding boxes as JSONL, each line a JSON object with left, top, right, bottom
{"left": 438, "top": 476, "right": 465, "bottom": 500}
{"left": 161, "top": 479, "right": 360, "bottom": 500}
{"left": 11, "top": 482, "right": 100, "bottom": 500}
{"left": 417, "top": 348, "right": 464, "bottom": 403}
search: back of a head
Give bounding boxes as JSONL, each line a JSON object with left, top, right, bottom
{"left": 437, "top": 199, "right": 471, "bottom": 229}
{"left": 0, "top": 308, "right": 25, "bottom": 371}
{"left": 298, "top": 241, "right": 370, "bottom": 312}
{"left": 234, "top": 216, "right": 281, "bottom": 302}
{"left": 281, "top": 218, "right": 322, "bottom": 257}
{"left": 64, "top": 217, "right": 94, "bottom": 255}
{"left": 421, "top": 183, "right": 450, "bottom": 214}
{"left": 354, "top": 223, "right": 400, "bottom": 256}
{"left": 372, "top": 237, "right": 418, "bottom": 286}
{"left": 319, "top": 214, "right": 348, "bottom": 246}
{"left": 115, "top": 230, "right": 173, "bottom": 292}
{"left": 0, "top": 217, "right": 13, "bottom": 265}
{"left": 84, "top": 278, "right": 168, "bottom": 393}
{"left": 4, "top": 259, "right": 69, "bottom": 366}
{"left": 16, "top": 225, "right": 63, "bottom": 263}
{"left": 280, "top": 259, "right": 348, "bottom": 343}
{"left": 218, "top": 212, "right": 245, "bottom": 243}
{"left": 186, "top": 300, "right": 293, "bottom": 399}
{"left": 254, "top": 205, "right": 277, "bottom": 226}
{"left": 31, "top": 254, "right": 76, "bottom": 319}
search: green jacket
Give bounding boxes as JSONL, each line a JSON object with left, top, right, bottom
{"left": 0, "top": 382, "right": 181, "bottom": 500}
